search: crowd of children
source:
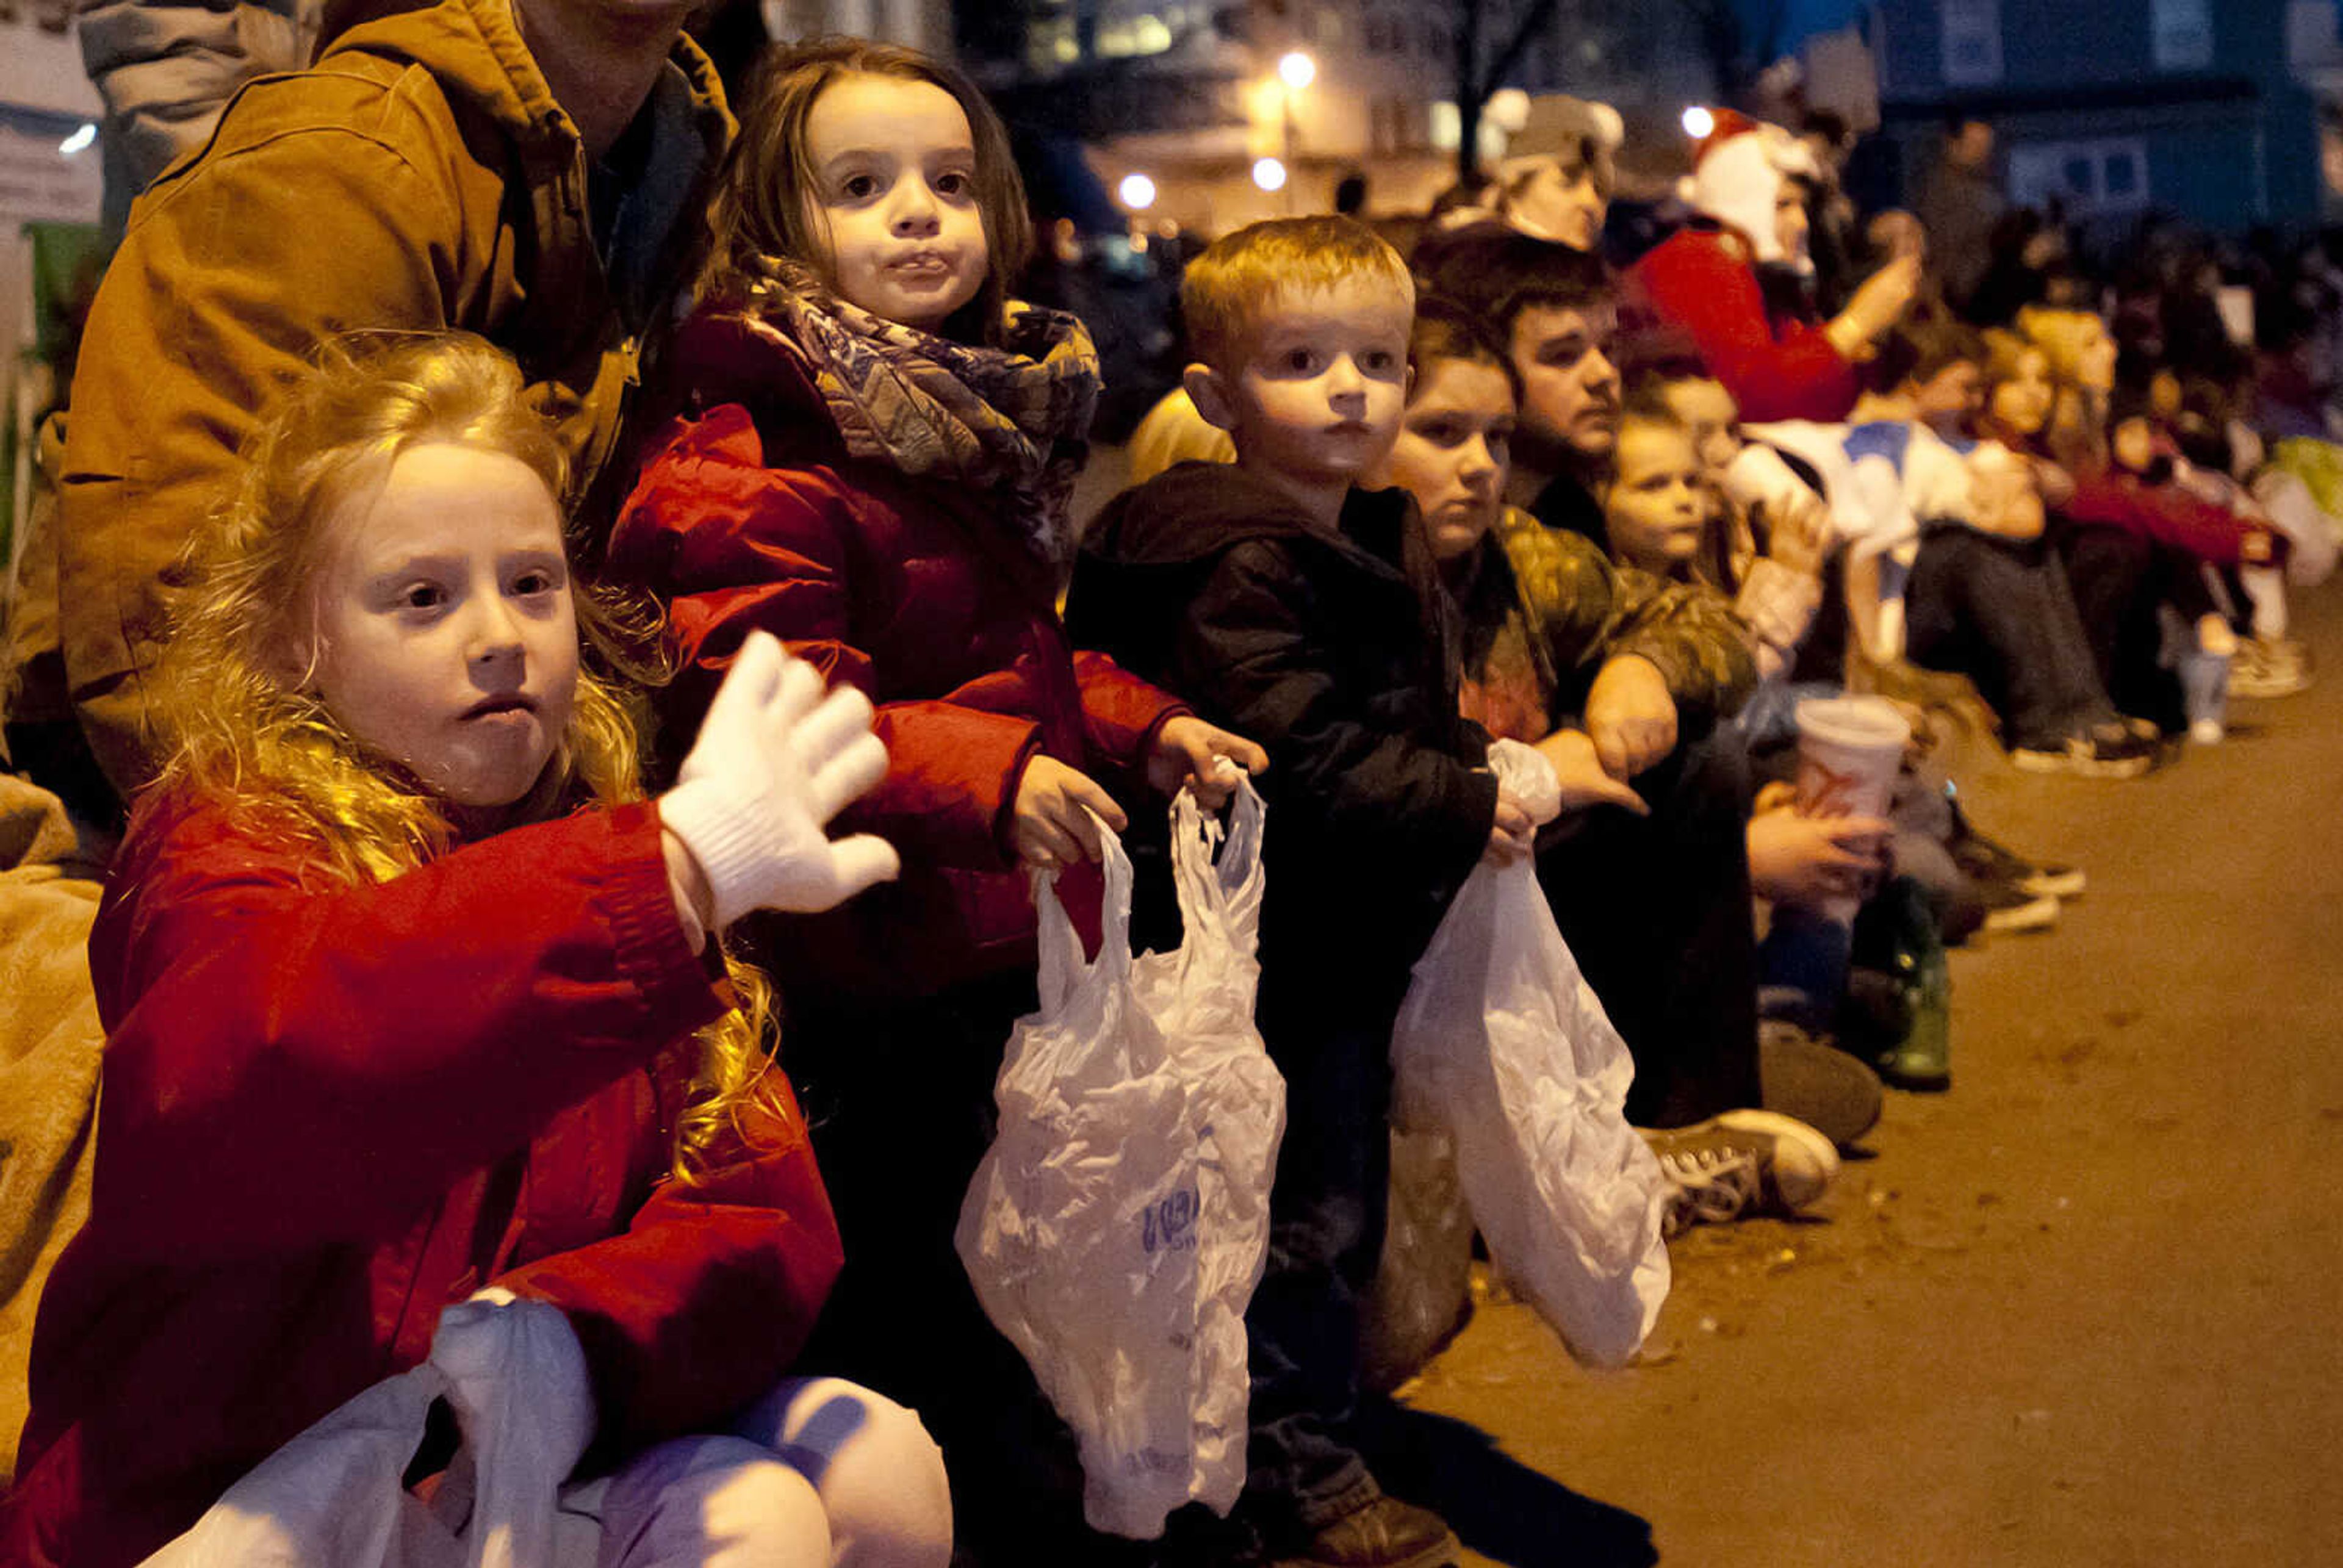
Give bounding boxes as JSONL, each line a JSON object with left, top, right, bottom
{"left": 2, "top": 26, "right": 2339, "bottom": 1568}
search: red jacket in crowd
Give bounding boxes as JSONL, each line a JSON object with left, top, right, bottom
{"left": 1629, "top": 226, "right": 1860, "bottom": 425}
{"left": 610, "top": 312, "right": 1189, "bottom": 1004}
{"left": 2, "top": 795, "right": 844, "bottom": 1568}
{"left": 2057, "top": 467, "right": 2268, "bottom": 566}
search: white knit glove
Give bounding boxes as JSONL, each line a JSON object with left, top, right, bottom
{"left": 660, "top": 631, "right": 901, "bottom": 929}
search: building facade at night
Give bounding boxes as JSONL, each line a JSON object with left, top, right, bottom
{"left": 1868, "top": 0, "right": 2334, "bottom": 235}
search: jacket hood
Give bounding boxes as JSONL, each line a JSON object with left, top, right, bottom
{"left": 1086, "top": 461, "right": 1422, "bottom": 569}
{"left": 320, "top": 0, "right": 729, "bottom": 166}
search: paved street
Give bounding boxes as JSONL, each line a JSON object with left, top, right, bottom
{"left": 1387, "top": 586, "right": 2343, "bottom": 1566}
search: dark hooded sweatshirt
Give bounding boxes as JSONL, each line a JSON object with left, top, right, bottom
{"left": 1068, "top": 462, "right": 1499, "bottom": 1035}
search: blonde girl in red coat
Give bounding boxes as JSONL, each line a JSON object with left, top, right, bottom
{"left": 606, "top": 40, "right": 1265, "bottom": 1566}
{"left": 4, "top": 333, "right": 953, "bottom": 1568}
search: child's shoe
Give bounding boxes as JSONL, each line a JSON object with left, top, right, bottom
{"left": 1272, "top": 1496, "right": 1461, "bottom": 1568}
{"left": 1644, "top": 1110, "right": 1840, "bottom": 1236}
{"left": 2230, "top": 636, "right": 2312, "bottom": 698}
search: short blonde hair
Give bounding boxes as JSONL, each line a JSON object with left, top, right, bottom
{"left": 1181, "top": 215, "right": 1414, "bottom": 373}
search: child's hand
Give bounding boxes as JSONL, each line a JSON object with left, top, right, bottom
{"left": 1746, "top": 801, "right": 1893, "bottom": 908}
{"left": 1013, "top": 755, "right": 1128, "bottom": 871}
{"left": 660, "top": 631, "right": 901, "bottom": 929}
{"left": 1483, "top": 787, "right": 1535, "bottom": 867}
{"left": 1146, "top": 715, "right": 1270, "bottom": 808}
{"left": 1583, "top": 656, "right": 1680, "bottom": 780}
{"left": 1535, "top": 729, "right": 1651, "bottom": 816}
{"left": 1762, "top": 487, "right": 1834, "bottom": 578}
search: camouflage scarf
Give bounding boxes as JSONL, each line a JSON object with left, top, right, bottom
{"left": 742, "top": 260, "right": 1101, "bottom": 572}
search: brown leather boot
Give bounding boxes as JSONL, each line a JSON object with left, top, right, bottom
{"left": 1273, "top": 1496, "right": 1461, "bottom": 1568}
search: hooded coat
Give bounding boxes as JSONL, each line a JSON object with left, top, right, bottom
{"left": 608, "top": 309, "right": 1189, "bottom": 1005}
{"left": 1067, "top": 463, "right": 1499, "bottom": 1027}
{"left": 1, "top": 795, "right": 843, "bottom": 1568}
{"left": 48, "top": 0, "right": 730, "bottom": 796}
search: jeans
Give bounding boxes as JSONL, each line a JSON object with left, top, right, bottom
{"left": 1904, "top": 527, "right": 2116, "bottom": 750}
{"left": 1535, "top": 723, "right": 1762, "bottom": 1129}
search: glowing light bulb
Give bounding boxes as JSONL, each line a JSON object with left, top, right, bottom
{"left": 1252, "top": 156, "right": 1287, "bottom": 192}
{"left": 1119, "top": 173, "right": 1157, "bottom": 210}
{"left": 1278, "top": 51, "right": 1316, "bottom": 90}
{"left": 1682, "top": 106, "right": 1716, "bottom": 140}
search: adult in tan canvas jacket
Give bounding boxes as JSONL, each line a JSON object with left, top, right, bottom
{"left": 32, "top": 0, "right": 730, "bottom": 805}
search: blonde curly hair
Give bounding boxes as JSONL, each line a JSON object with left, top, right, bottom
{"left": 149, "top": 331, "right": 786, "bottom": 1182}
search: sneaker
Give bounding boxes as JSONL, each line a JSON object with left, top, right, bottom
{"left": 1759, "top": 1018, "right": 1884, "bottom": 1146}
{"left": 1272, "top": 1497, "right": 1461, "bottom": 1568}
{"left": 2009, "top": 721, "right": 2158, "bottom": 778}
{"left": 1945, "top": 791, "right": 2086, "bottom": 899}
{"left": 1644, "top": 1110, "right": 1840, "bottom": 1236}
{"left": 2230, "top": 636, "right": 2312, "bottom": 699}
{"left": 1979, "top": 882, "right": 2061, "bottom": 933}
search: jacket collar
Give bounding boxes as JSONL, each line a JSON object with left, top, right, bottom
{"left": 320, "top": 0, "right": 731, "bottom": 174}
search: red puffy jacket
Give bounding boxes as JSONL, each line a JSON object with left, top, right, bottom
{"left": 1628, "top": 225, "right": 1860, "bottom": 425}
{"left": 608, "top": 311, "right": 1189, "bottom": 1002}
{"left": 2, "top": 794, "right": 843, "bottom": 1568}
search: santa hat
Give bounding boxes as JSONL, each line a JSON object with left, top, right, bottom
{"left": 1681, "top": 110, "right": 1819, "bottom": 268}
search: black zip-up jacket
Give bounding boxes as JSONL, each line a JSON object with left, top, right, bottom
{"left": 1068, "top": 462, "right": 1499, "bottom": 1029}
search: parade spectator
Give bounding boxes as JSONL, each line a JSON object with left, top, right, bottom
{"left": 1072, "top": 215, "right": 1514, "bottom": 1568}
{"left": 1915, "top": 113, "right": 2005, "bottom": 312}
{"left": 2, "top": 334, "right": 941, "bottom": 1568}
{"left": 1629, "top": 111, "right": 1920, "bottom": 424}
{"left": 1370, "top": 299, "right": 1857, "bottom": 1221}
{"left": 606, "top": 40, "right": 1260, "bottom": 1565}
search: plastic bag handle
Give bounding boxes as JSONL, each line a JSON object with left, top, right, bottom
{"left": 1167, "top": 775, "right": 1265, "bottom": 963}
{"left": 1031, "top": 807, "right": 1135, "bottom": 1016}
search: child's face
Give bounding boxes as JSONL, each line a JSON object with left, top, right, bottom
{"left": 1198, "top": 282, "right": 1413, "bottom": 487}
{"left": 1602, "top": 421, "right": 1706, "bottom": 574}
{"left": 2112, "top": 416, "right": 2157, "bottom": 473}
{"left": 1375, "top": 354, "right": 1515, "bottom": 561}
{"left": 303, "top": 444, "right": 580, "bottom": 810}
{"left": 1988, "top": 348, "right": 2053, "bottom": 434}
{"left": 1659, "top": 376, "right": 1741, "bottom": 483}
{"left": 804, "top": 73, "right": 988, "bottom": 331}
{"left": 1508, "top": 301, "right": 1620, "bottom": 461}
{"left": 1909, "top": 359, "right": 1983, "bottom": 423}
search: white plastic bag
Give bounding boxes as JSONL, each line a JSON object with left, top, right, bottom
{"left": 956, "top": 781, "right": 1284, "bottom": 1539}
{"left": 1387, "top": 742, "right": 1671, "bottom": 1369}
{"left": 143, "top": 1293, "right": 596, "bottom": 1567}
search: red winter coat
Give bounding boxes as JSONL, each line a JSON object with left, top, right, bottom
{"left": 1629, "top": 225, "right": 1859, "bottom": 425}
{"left": 608, "top": 311, "right": 1189, "bottom": 1003}
{"left": 2, "top": 794, "right": 843, "bottom": 1568}
{"left": 2059, "top": 467, "right": 2265, "bottom": 566}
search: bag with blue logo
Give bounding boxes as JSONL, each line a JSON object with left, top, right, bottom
{"left": 956, "top": 780, "right": 1284, "bottom": 1539}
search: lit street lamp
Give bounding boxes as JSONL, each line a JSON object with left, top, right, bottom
{"left": 1274, "top": 49, "right": 1314, "bottom": 213}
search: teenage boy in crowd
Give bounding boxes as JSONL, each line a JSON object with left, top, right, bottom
{"left": 1068, "top": 216, "right": 1527, "bottom": 1568}
{"left": 1414, "top": 226, "right": 1884, "bottom": 1151}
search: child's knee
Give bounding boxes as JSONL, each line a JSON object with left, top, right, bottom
{"left": 760, "top": 1378, "right": 954, "bottom": 1568}
{"left": 599, "top": 1436, "right": 830, "bottom": 1568}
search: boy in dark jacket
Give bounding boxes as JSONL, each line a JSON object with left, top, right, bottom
{"left": 1068, "top": 217, "right": 1526, "bottom": 1568}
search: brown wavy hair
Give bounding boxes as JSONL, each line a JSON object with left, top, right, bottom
{"left": 149, "top": 331, "right": 785, "bottom": 1182}
{"left": 700, "top": 37, "right": 1032, "bottom": 344}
